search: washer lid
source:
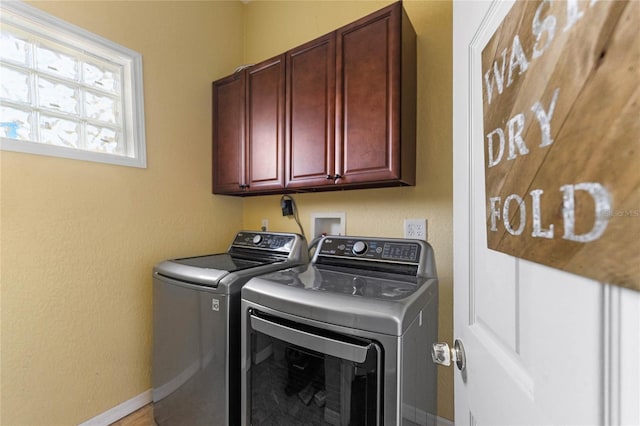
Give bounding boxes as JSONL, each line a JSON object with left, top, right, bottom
{"left": 172, "top": 253, "right": 264, "bottom": 271}
{"left": 155, "top": 253, "right": 270, "bottom": 288}
{"left": 154, "top": 231, "right": 309, "bottom": 289}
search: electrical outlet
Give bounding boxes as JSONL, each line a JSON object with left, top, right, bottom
{"left": 404, "top": 218, "right": 428, "bottom": 240}
{"left": 261, "top": 219, "right": 268, "bottom": 231}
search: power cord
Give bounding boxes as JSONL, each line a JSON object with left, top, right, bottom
{"left": 280, "top": 195, "right": 305, "bottom": 238}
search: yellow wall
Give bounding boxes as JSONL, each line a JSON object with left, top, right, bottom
{"left": 241, "top": 0, "right": 454, "bottom": 420}
{"left": 0, "top": 1, "right": 244, "bottom": 424}
{"left": 1, "top": 0, "right": 453, "bottom": 423}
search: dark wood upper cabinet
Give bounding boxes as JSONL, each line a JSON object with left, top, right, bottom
{"left": 335, "top": 2, "right": 416, "bottom": 187}
{"left": 246, "top": 55, "right": 286, "bottom": 193}
{"left": 212, "top": 72, "right": 245, "bottom": 194}
{"left": 212, "top": 1, "right": 415, "bottom": 196}
{"left": 286, "top": 34, "right": 336, "bottom": 189}
{"left": 212, "top": 56, "right": 285, "bottom": 195}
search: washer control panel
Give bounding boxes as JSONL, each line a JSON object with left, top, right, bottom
{"left": 232, "top": 231, "right": 295, "bottom": 252}
{"left": 318, "top": 236, "right": 421, "bottom": 264}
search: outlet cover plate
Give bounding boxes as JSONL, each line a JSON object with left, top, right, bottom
{"left": 404, "top": 218, "right": 428, "bottom": 240}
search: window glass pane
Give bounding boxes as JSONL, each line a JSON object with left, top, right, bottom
{"left": 38, "top": 77, "right": 79, "bottom": 114}
{"left": 36, "top": 44, "right": 78, "bottom": 80}
{"left": 0, "top": 30, "right": 29, "bottom": 65}
{"left": 83, "top": 61, "right": 119, "bottom": 93}
{"left": 85, "top": 91, "right": 118, "bottom": 124}
{"left": 0, "top": 106, "right": 31, "bottom": 140}
{"left": 0, "top": 65, "right": 30, "bottom": 103}
{"left": 87, "top": 124, "right": 119, "bottom": 154}
{"left": 40, "top": 114, "right": 79, "bottom": 147}
{"left": 0, "top": 1, "right": 146, "bottom": 167}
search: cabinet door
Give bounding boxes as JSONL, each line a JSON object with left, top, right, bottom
{"left": 246, "top": 55, "right": 285, "bottom": 193}
{"left": 336, "top": 3, "right": 402, "bottom": 184}
{"left": 212, "top": 73, "right": 245, "bottom": 194}
{"left": 286, "top": 34, "right": 336, "bottom": 189}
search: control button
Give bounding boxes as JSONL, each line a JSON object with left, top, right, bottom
{"left": 352, "top": 241, "right": 368, "bottom": 255}
{"left": 252, "top": 235, "right": 263, "bottom": 245}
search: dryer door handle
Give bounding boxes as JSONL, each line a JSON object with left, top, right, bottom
{"left": 250, "top": 314, "right": 370, "bottom": 363}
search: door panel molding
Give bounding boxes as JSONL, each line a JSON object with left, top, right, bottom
{"left": 469, "top": 321, "right": 535, "bottom": 397}
{"left": 604, "top": 284, "right": 640, "bottom": 425}
{"left": 604, "top": 283, "right": 621, "bottom": 425}
{"left": 468, "top": 0, "right": 519, "bottom": 355}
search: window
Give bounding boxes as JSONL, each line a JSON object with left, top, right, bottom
{"left": 0, "top": 1, "right": 146, "bottom": 168}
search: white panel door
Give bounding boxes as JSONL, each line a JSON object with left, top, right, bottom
{"left": 452, "top": 1, "right": 640, "bottom": 425}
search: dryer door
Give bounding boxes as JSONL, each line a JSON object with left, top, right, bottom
{"left": 246, "top": 310, "right": 382, "bottom": 425}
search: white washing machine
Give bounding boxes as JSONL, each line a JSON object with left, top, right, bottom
{"left": 241, "top": 235, "right": 438, "bottom": 426}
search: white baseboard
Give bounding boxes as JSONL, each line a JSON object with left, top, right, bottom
{"left": 403, "top": 402, "right": 454, "bottom": 426}
{"left": 78, "top": 389, "right": 152, "bottom": 426}
{"left": 437, "top": 415, "right": 455, "bottom": 426}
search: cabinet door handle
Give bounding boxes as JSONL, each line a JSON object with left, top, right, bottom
{"left": 333, "top": 174, "right": 342, "bottom": 183}
{"left": 239, "top": 184, "right": 250, "bottom": 190}
{"left": 326, "top": 174, "right": 333, "bottom": 180}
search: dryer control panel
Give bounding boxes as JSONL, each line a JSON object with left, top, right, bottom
{"left": 317, "top": 236, "right": 422, "bottom": 264}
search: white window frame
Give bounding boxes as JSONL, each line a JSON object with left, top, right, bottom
{"left": 0, "top": 0, "right": 146, "bottom": 168}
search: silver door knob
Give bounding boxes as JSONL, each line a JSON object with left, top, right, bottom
{"left": 431, "top": 339, "right": 466, "bottom": 371}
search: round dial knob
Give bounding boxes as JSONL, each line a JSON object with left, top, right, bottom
{"left": 352, "top": 241, "right": 368, "bottom": 255}
{"left": 252, "top": 235, "right": 263, "bottom": 245}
